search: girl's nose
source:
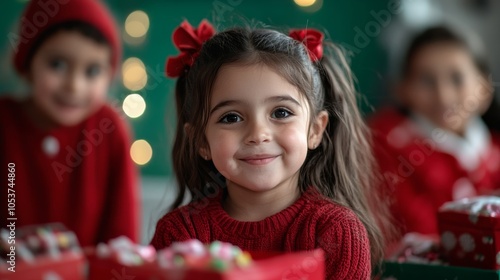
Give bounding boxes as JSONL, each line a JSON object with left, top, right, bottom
{"left": 65, "top": 71, "right": 86, "bottom": 96}
{"left": 245, "top": 118, "right": 272, "bottom": 145}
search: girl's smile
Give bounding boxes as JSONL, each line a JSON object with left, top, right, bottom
{"left": 53, "top": 94, "right": 90, "bottom": 112}
{"left": 238, "top": 154, "right": 280, "bottom": 166}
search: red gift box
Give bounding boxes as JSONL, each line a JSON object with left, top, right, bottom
{"left": 88, "top": 249, "right": 325, "bottom": 280}
{"left": 437, "top": 196, "right": 500, "bottom": 270}
{"left": 0, "top": 251, "right": 85, "bottom": 280}
{"left": 0, "top": 223, "right": 85, "bottom": 280}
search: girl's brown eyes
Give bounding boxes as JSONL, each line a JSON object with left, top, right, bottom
{"left": 218, "top": 108, "right": 294, "bottom": 124}
{"left": 271, "top": 108, "right": 293, "bottom": 119}
{"left": 47, "top": 59, "right": 103, "bottom": 80}
{"left": 218, "top": 113, "right": 242, "bottom": 124}
{"left": 86, "top": 64, "right": 102, "bottom": 79}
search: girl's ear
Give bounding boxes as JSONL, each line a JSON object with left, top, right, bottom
{"left": 199, "top": 146, "right": 211, "bottom": 160}
{"left": 185, "top": 123, "right": 211, "bottom": 160}
{"left": 308, "top": 110, "right": 329, "bottom": 149}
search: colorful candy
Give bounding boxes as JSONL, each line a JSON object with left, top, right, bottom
{"left": 157, "top": 239, "right": 253, "bottom": 272}
{"left": 94, "top": 237, "right": 253, "bottom": 272}
{"left": 96, "top": 236, "right": 156, "bottom": 266}
{"left": 0, "top": 223, "right": 81, "bottom": 263}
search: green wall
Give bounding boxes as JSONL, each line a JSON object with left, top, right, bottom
{"left": 0, "top": 0, "right": 391, "bottom": 177}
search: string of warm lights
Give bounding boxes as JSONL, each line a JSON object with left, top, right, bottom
{"left": 122, "top": 10, "right": 152, "bottom": 166}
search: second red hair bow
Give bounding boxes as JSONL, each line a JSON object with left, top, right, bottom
{"left": 166, "top": 20, "right": 215, "bottom": 78}
{"left": 289, "top": 29, "right": 324, "bottom": 62}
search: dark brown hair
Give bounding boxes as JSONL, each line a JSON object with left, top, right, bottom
{"left": 171, "top": 27, "right": 385, "bottom": 268}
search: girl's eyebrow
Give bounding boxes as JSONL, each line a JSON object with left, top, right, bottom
{"left": 210, "top": 100, "right": 241, "bottom": 115}
{"left": 267, "top": 95, "right": 301, "bottom": 106}
{"left": 210, "top": 95, "right": 301, "bottom": 115}
{"left": 44, "top": 50, "right": 69, "bottom": 60}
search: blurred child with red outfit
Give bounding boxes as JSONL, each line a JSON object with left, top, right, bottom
{"left": 370, "top": 26, "right": 500, "bottom": 239}
{"left": 0, "top": 0, "right": 140, "bottom": 246}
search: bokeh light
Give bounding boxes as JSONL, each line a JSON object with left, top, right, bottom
{"left": 294, "top": 0, "right": 316, "bottom": 7}
{"left": 122, "top": 57, "right": 148, "bottom": 91}
{"left": 125, "top": 11, "right": 150, "bottom": 38}
{"left": 130, "top": 139, "right": 153, "bottom": 165}
{"left": 123, "top": 93, "right": 146, "bottom": 118}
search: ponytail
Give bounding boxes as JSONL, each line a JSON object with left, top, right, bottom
{"left": 299, "top": 42, "right": 388, "bottom": 269}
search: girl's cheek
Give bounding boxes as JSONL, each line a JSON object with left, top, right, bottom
{"left": 461, "top": 88, "right": 482, "bottom": 115}
{"left": 209, "top": 130, "right": 238, "bottom": 156}
{"left": 33, "top": 75, "right": 57, "bottom": 99}
{"left": 223, "top": 133, "right": 240, "bottom": 151}
{"left": 279, "top": 125, "right": 308, "bottom": 152}
{"left": 88, "top": 80, "right": 110, "bottom": 105}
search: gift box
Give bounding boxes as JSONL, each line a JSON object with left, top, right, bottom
{"left": 88, "top": 249, "right": 324, "bottom": 280}
{"left": 437, "top": 196, "right": 500, "bottom": 270}
{"left": 381, "top": 261, "right": 500, "bottom": 280}
{"left": 0, "top": 223, "right": 85, "bottom": 280}
{"left": 87, "top": 238, "right": 325, "bottom": 280}
{"left": 0, "top": 251, "right": 85, "bottom": 280}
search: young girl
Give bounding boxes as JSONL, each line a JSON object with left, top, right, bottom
{"left": 370, "top": 26, "right": 500, "bottom": 238}
{"left": 151, "top": 20, "right": 384, "bottom": 278}
{"left": 0, "top": 0, "right": 139, "bottom": 246}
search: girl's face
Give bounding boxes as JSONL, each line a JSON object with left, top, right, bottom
{"left": 204, "top": 64, "right": 325, "bottom": 194}
{"left": 28, "top": 30, "right": 112, "bottom": 127}
{"left": 401, "top": 42, "right": 491, "bottom": 135}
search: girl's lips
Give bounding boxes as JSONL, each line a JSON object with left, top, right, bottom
{"left": 56, "top": 102, "right": 81, "bottom": 109}
{"left": 240, "top": 155, "right": 279, "bottom": 165}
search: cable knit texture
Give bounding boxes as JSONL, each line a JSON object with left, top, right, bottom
{"left": 151, "top": 187, "right": 371, "bottom": 279}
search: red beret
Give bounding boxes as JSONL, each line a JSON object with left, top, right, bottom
{"left": 13, "top": 0, "right": 121, "bottom": 75}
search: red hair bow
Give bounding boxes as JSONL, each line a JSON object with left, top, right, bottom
{"left": 289, "top": 29, "right": 324, "bottom": 62}
{"left": 165, "top": 20, "right": 215, "bottom": 78}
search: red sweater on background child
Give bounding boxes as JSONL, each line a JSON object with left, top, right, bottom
{"left": 1, "top": 0, "right": 141, "bottom": 246}
{"left": 0, "top": 97, "right": 139, "bottom": 246}
{"left": 370, "top": 107, "right": 500, "bottom": 235}
{"left": 151, "top": 187, "right": 371, "bottom": 279}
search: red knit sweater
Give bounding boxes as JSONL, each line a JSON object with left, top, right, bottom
{"left": 151, "top": 187, "right": 371, "bottom": 279}
{"left": 0, "top": 97, "right": 140, "bottom": 246}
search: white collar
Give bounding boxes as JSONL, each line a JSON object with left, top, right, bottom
{"left": 411, "top": 113, "right": 491, "bottom": 171}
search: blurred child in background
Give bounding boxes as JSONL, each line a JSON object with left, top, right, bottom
{"left": 0, "top": 0, "right": 140, "bottom": 246}
{"left": 370, "top": 26, "right": 500, "bottom": 241}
